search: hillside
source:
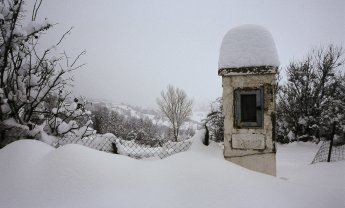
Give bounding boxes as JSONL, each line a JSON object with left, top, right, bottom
{"left": 88, "top": 100, "right": 208, "bottom": 131}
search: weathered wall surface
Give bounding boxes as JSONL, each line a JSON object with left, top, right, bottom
{"left": 227, "top": 153, "right": 276, "bottom": 176}
{"left": 222, "top": 73, "right": 277, "bottom": 176}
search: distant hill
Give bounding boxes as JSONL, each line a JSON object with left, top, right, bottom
{"left": 87, "top": 100, "right": 208, "bottom": 131}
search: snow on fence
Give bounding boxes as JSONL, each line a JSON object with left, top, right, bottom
{"left": 54, "top": 133, "right": 116, "bottom": 152}
{"left": 52, "top": 134, "right": 193, "bottom": 159}
{"left": 311, "top": 141, "right": 345, "bottom": 164}
{"left": 115, "top": 139, "right": 192, "bottom": 159}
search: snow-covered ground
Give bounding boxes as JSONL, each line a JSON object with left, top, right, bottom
{"left": 277, "top": 142, "right": 345, "bottom": 194}
{"left": 0, "top": 132, "right": 344, "bottom": 208}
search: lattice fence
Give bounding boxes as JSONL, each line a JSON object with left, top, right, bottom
{"left": 54, "top": 134, "right": 192, "bottom": 159}
{"left": 115, "top": 139, "right": 192, "bottom": 159}
{"left": 54, "top": 134, "right": 116, "bottom": 152}
{"left": 311, "top": 141, "right": 345, "bottom": 164}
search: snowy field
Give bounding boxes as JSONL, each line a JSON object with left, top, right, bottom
{"left": 0, "top": 131, "right": 344, "bottom": 208}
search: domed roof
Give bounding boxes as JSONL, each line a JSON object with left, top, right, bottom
{"left": 218, "top": 24, "right": 280, "bottom": 70}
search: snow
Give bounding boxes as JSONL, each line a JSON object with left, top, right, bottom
{"left": 29, "top": 75, "right": 40, "bottom": 87}
{"left": 277, "top": 142, "right": 345, "bottom": 192}
{"left": 218, "top": 24, "right": 280, "bottom": 69}
{"left": 298, "top": 117, "right": 307, "bottom": 125}
{"left": 113, "top": 104, "right": 142, "bottom": 119}
{"left": 0, "top": 103, "right": 11, "bottom": 114}
{"left": 24, "top": 20, "right": 50, "bottom": 35}
{"left": 2, "top": 118, "right": 29, "bottom": 130}
{"left": 0, "top": 133, "right": 344, "bottom": 208}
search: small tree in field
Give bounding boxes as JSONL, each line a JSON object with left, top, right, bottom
{"left": 157, "top": 85, "right": 193, "bottom": 141}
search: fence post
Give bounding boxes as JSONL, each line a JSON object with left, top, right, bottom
{"left": 204, "top": 124, "right": 209, "bottom": 146}
{"left": 112, "top": 143, "right": 118, "bottom": 154}
{"left": 327, "top": 121, "right": 336, "bottom": 162}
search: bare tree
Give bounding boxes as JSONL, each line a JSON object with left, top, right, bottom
{"left": 157, "top": 85, "right": 193, "bottom": 141}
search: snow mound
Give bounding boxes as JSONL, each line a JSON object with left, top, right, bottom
{"left": 277, "top": 142, "right": 345, "bottom": 192}
{"left": 218, "top": 24, "right": 280, "bottom": 69}
{"left": 0, "top": 138, "right": 343, "bottom": 208}
{"left": 0, "top": 140, "right": 54, "bottom": 167}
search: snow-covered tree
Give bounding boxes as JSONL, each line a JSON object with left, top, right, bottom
{"left": 277, "top": 44, "right": 345, "bottom": 143}
{"left": 90, "top": 102, "right": 163, "bottom": 145}
{"left": 0, "top": 0, "right": 91, "bottom": 146}
{"left": 318, "top": 74, "right": 345, "bottom": 145}
{"left": 156, "top": 85, "right": 193, "bottom": 142}
{"left": 91, "top": 104, "right": 113, "bottom": 134}
{"left": 126, "top": 130, "right": 137, "bottom": 141}
{"left": 203, "top": 97, "right": 224, "bottom": 143}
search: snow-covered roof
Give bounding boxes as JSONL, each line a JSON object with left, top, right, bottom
{"left": 218, "top": 24, "right": 280, "bottom": 70}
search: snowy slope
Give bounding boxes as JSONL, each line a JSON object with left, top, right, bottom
{"left": 0, "top": 133, "right": 344, "bottom": 208}
{"left": 91, "top": 101, "right": 206, "bottom": 129}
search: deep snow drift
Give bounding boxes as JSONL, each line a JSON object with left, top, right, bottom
{"left": 0, "top": 131, "right": 344, "bottom": 208}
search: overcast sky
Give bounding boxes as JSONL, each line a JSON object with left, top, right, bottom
{"left": 31, "top": 0, "right": 345, "bottom": 109}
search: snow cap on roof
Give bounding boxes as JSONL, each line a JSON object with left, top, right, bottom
{"left": 218, "top": 24, "right": 280, "bottom": 70}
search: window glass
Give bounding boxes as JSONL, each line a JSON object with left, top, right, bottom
{"left": 240, "top": 94, "right": 257, "bottom": 122}
{"left": 235, "top": 87, "right": 263, "bottom": 128}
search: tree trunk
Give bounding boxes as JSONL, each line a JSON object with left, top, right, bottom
{"left": 327, "top": 121, "right": 336, "bottom": 162}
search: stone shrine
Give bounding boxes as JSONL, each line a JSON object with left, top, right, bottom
{"left": 218, "top": 25, "right": 279, "bottom": 176}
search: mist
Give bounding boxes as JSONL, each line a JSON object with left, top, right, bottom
{"left": 32, "top": 0, "right": 345, "bottom": 108}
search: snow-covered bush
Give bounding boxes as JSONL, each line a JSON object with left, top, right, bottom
{"left": 0, "top": 0, "right": 89, "bottom": 147}
{"left": 44, "top": 97, "right": 94, "bottom": 139}
{"left": 203, "top": 97, "right": 224, "bottom": 143}
{"left": 277, "top": 44, "right": 345, "bottom": 144}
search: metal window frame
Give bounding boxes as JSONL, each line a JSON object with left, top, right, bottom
{"left": 235, "top": 87, "right": 264, "bottom": 128}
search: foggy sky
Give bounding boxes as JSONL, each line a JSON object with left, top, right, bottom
{"left": 32, "top": 0, "right": 345, "bottom": 109}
